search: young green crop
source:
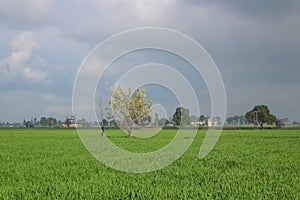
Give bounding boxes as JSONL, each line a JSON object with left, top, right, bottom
{"left": 0, "top": 128, "right": 299, "bottom": 199}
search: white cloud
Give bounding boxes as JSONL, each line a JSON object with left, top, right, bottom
{"left": 120, "top": 0, "right": 175, "bottom": 21}
{"left": 23, "top": 67, "right": 47, "bottom": 81}
{"left": 0, "top": 31, "right": 47, "bottom": 82}
{"left": 10, "top": 31, "right": 39, "bottom": 51}
{"left": 57, "top": 0, "right": 176, "bottom": 41}
{"left": 86, "top": 0, "right": 175, "bottom": 20}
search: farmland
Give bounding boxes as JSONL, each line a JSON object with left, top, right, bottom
{"left": 0, "top": 128, "right": 299, "bottom": 199}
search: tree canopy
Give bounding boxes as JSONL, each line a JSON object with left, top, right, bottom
{"left": 173, "top": 107, "right": 191, "bottom": 127}
{"left": 245, "top": 105, "right": 277, "bottom": 128}
{"left": 109, "top": 85, "right": 152, "bottom": 136}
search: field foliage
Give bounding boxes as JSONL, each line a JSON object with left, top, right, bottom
{"left": 0, "top": 128, "right": 299, "bottom": 199}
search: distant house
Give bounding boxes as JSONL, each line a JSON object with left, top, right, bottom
{"left": 191, "top": 118, "right": 220, "bottom": 127}
{"left": 61, "top": 115, "right": 84, "bottom": 128}
{"left": 207, "top": 118, "right": 220, "bottom": 127}
{"left": 191, "top": 121, "right": 206, "bottom": 127}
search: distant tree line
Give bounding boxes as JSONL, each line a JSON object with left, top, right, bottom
{"left": 23, "top": 117, "right": 61, "bottom": 128}
{"left": 227, "top": 115, "right": 247, "bottom": 125}
{"left": 15, "top": 105, "right": 298, "bottom": 129}
{"left": 226, "top": 105, "right": 293, "bottom": 128}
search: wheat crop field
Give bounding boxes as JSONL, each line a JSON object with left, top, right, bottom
{"left": 0, "top": 128, "right": 299, "bottom": 199}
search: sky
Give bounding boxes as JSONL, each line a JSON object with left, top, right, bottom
{"left": 0, "top": 0, "right": 299, "bottom": 123}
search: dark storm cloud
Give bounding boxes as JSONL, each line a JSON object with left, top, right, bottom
{"left": 0, "top": 0, "right": 299, "bottom": 121}
{"left": 179, "top": 0, "right": 300, "bottom": 120}
{"left": 186, "top": 0, "right": 300, "bottom": 18}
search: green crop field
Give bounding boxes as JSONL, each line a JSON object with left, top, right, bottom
{"left": 0, "top": 128, "right": 299, "bottom": 199}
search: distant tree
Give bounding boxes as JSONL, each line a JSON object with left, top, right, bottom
{"left": 65, "top": 117, "right": 72, "bottom": 128}
{"left": 245, "top": 105, "right": 277, "bottom": 128}
{"left": 105, "top": 109, "right": 113, "bottom": 127}
{"left": 109, "top": 85, "right": 152, "bottom": 136}
{"left": 226, "top": 116, "right": 233, "bottom": 124}
{"left": 239, "top": 115, "right": 246, "bottom": 124}
{"left": 109, "top": 120, "right": 117, "bottom": 127}
{"left": 233, "top": 116, "right": 240, "bottom": 124}
{"left": 23, "top": 119, "right": 34, "bottom": 128}
{"left": 268, "top": 115, "right": 277, "bottom": 125}
{"left": 276, "top": 118, "right": 289, "bottom": 128}
{"left": 227, "top": 115, "right": 246, "bottom": 125}
{"left": 40, "top": 117, "right": 47, "bottom": 127}
{"left": 158, "top": 118, "right": 169, "bottom": 126}
{"left": 77, "top": 118, "right": 89, "bottom": 128}
{"left": 213, "top": 116, "right": 221, "bottom": 126}
{"left": 190, "top": 115, "right": 198, "bottom": 122}
{"left": 154, "top": 113, "right": 159, "bottom": 126}
{"left": 101, "top": 119, "right": 108, "bottom": 127}
{"left": 47, "top": 117, "right": 57, "bottom": 127}
{"left": 199, "top": 115, "right": 206, "bottom": 122}
{"left": 173, "top": 107, "right": 191, "bottom": 127}
{"left": 276, "top": 119, "right": 284, "bottom": 128}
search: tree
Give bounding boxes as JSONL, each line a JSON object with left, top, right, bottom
{"left": 239, "top": 115, "right": 246, "bottom": 125}
{"left": 40, "top": 117, "right": 47, "bottom": 127}
{"left": 199, "top": 115, "right": 206, "bottom": 122}
{"left": 276, "top": 118, "right": 289, "bottom": 128}
{"left": 47, "top": 117, "right": 57, "bottom": 127}
{"left": 77, "top": 118, "right": 90, "bottom": 128}
{"left": 23, "top": 119, "right": 34, "bottom": 128}
{"left": 109, "top": 120, "right": 117, "bottom": 127}
{"left": 158, "top": 118, "right": 169, "bottom": 126}
{"left": 109, "top": 85, "right": 152, "bottom": 136}
{"left": 226, "top": 116, "right": 234, "bottom": 124}
{"left": 227, "top": 115, "right": 247, "bottom": 125}
{"left": 190, "top": 115, "right": 198, "bottom": 122}
{"left": 245, "top": 105, "right": 277, "bottom": 128}
{"left": 154, "top": 113, "right": 159, "bottom": 126}
{"left": 101, "top": 119, "right": 108, "bottom": 127}
{"left": 173, "top": 107, "right": 191, "bottom": 127}
{"left": 199, "top": 115, "right": 209, "bottom": 126}
{"left": 65, "top": 117, "right": 72, "bottom": 128}
{"left": 213, "top": 116, "right": 221, "bottom": 126}
{"left": 105, "top": 108, "right": 113, "bottom": 127}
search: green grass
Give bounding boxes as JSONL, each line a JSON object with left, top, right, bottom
{"left": 0, "top": 128, "right": 299, "bottom": 199}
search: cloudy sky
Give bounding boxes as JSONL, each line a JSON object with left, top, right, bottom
{"left": 0, "top": 0, "right": 299, "bottom": 123}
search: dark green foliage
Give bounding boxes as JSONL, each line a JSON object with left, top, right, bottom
{"left": 245, "top": 105, "right": 277, "bottom": 128}
{"left": 0, "top": 129, "right": 299, "bottom": 199}
{"left": 158, "top": 118, "right": 170, "bottom": 126}
{"left": 40, "top": 117, "right": 47, "bottom": 127}
{"left": 173, "top": 107, "right": 191, "bottom": 126}
{"left": 23, "top": 120, "right": 34, "bottom": 128}
{"left": 101, "top": 119, "right": 108, "bottom": 126}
